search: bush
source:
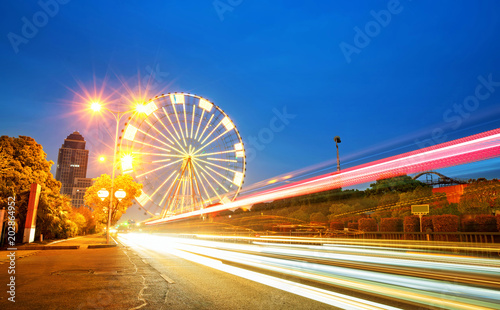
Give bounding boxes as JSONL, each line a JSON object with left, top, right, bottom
{"left": 330, "top": 222, "right": 344, "bottom": 231}
{"left": 461, "top": 218, "right": 475, "bottom": 232}
{"left": 347, "top": 222, "right": 359, "bottom": 230}
{"left": 474, "top": 215, "right": 497, "bottom": 232}
{"left": 432, "top": 215, "right": 459, "bottom": 232}
{"left": 404, "top": 216, "right": 420, "bottom": 232}
{"left": 380, "top": 218, "right": 403, "bottom": 232}
{"left": 359, "top": 218, "right": 377, "bottom": 232}
{"left": 422, "top": 216, "right": 433, "bottom": 232}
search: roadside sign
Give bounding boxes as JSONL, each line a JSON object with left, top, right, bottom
{"left": 411, "top": 204, "right": 429, "bottom": 215}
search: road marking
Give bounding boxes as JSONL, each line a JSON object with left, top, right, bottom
{"left": 160, "top": 273, "right": 175, "bottom": 284}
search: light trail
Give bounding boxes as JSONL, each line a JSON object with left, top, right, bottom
{"left": 119, "top": 233, "right": 500, "bottom": 309}
{"left": 119, "top": 234, "right": 404, "bottom": 310}
{"left": 147, "top": 128, "right": 500, "bottom": 225}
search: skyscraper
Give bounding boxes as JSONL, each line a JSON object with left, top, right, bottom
{"left": 55, "top": 131, "right": 92, "bottom": 207}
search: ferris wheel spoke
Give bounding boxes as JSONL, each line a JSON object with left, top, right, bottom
{"left": 183, "top": 102, "right": 189, "bottom": 138}
{"left": 153, "top": 111, "right": 186, "bottom": 154}
{"left": 189, "top": 162, "right": 204, "bottom": 208}
{"left": 161, "top": 107, "right": 182, "bottom": 140}
{"left": 131, "top": 139, "right": 172, "bottom": 154}
{"left": 132, "top": 152, "right": 185, "bottom": 158}
{"left": 194, "top": 157, "right": 239, "bottom": 174}
{"left": 194, "top": 109, "right": 205, "bottom": 141}
{"left": 194, "top": 149, "right": 237, "bottom": 157}
{"left": 197, "top": 168, "right": 223, "bottom": 202}
{"left": 193, "top": 129, "right": 231, "bottom": 156}
{"left": 144, "top": 118, "right": 176, "bottom": 146}
{"left": 150, "top": 170, "right": 177, "bottom": 198}
{"left": 136, "top": 158, "right": 184, "bottom": 178}
{"left": 197, "top": 114, "right": 215, "bottom": 142}
{"left": 190, "top": 105, "right": 196, "bottom": 138}
{"left": 159, "top": 172, "right": 180, "bottom": 208}
{"left": 136, "top": 127, "right": 180, "bottom": 152}
{"left": 204, "top": 165, "right": 234, "bottom": 184}
{"left": 193, "top": 160, "right": 228, "bottom": 192}
{"left": 191, "top": 162, "right": 213, "bottom": 205}
{"left": 171, "top": 103, "right": 188, "bottom": 147}
{"left": 207, "top": 157, "right": 237, "bottom": 163}
{"left": 200, "top": 120, "right": 222, "bottom": 144}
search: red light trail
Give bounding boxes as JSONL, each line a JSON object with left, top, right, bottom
{"left": 146, "top": 128, "right": 500, "bottom": 225}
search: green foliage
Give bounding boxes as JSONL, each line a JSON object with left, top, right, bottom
{"left": 359, "top": 218, "right": 377, "bottom": 232}
{"left": 404, "top": 215, "right": 420, "bottom": 232}
{"left": 380, "top": 218, "right": 403, "bottom": 232}
{"left": 0, "top": 136, "right": 90, "bottom": 241}
{"left": 431, "top": 202, "right": 460, "bottom": 216}
{"left": 458, "top": 179, "right": 500, "bottom": 215}
{"left": 432, "top": 215, "right": 459, "bottom": 232}
{"left": 310, "top": 212, "right": 328, "bottom": 223}
{"left": 366, "top": 175, "right": 430, "bottom": 196}
{"left": 84, "top": 174, "right": 142, "bottom": 226}
{"left": 378, "top": 192, "right": 400, "bottom": 206}
{"left": 328, "top": 203, "right": 352, "bottom": 217}
{"left": 289, "top": 209, "right": 309, "bottom": 222}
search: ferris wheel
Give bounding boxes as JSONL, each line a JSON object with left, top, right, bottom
{"left": 120, "top": 93, "right": 246, "bottom": 218}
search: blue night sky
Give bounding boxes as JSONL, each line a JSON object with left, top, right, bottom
{"left": 2, "top": 0, "right": 500, "bottom": 188}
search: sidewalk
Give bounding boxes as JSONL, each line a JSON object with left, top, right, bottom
{"left": 0, "top": 234, "right": 170, "bottom": 309}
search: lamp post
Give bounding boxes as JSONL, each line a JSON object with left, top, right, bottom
{"left": 334, "top": 136, "right": 341, "bottom": 172}
{"left": 91, "top": 102, "right": 141, "bottom": 244}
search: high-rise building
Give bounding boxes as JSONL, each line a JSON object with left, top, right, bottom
{"left": 55, "top": 131, "right": 92, "bottom": 207}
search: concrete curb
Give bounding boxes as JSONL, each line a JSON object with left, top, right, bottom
{"left": 87, "top": 244, "right": 117, "bottom": 249}
{"left": 9, "top": 246, "right": 80, "bottom": 250}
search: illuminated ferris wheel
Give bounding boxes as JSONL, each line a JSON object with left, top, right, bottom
{"left": 120, "top": 93, "right": 246, "bottom": 218}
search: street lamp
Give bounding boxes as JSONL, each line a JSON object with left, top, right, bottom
{"left": 334, "top": 136, "right": 341, "bottom": 172}
{"left": 114, "top": 189, "right": 126, "bottom": 201}
{"left": 90, "top": 101, "right": 143, "bottom": 244}
{"left": 97, "top": 188, "right": 109, "bottom": 201}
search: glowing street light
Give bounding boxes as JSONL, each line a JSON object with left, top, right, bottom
{"left": 97, "top": 188, "right": 109, "bottom": 201}
{"left": 99, "top": 156, "right": 106, "bottom": 162}
{"left": 120, "top": 154, "right": 134, "bottom": 173}
{"left": 114, "top": 189, "right": 126, "bottom": 201}
{"left": 136, "top": 104, "right": 146, "bottom": 113}
{"left": 91, "top": 102, "right": 101, "bottom": 112}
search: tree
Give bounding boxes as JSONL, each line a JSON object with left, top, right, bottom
{"left": 310, "top": 212, "right": 328, "bottom": 223}
{"left": 0, "top": 136, "right": 78, "bottom": 241}
{"left": 328, "top": 203, "right": 354, "bottom": 221}
{"left": 73, "top": 206, "right": 96, "bottom": 234}
{"left": 366, "top": 175, "right": 429, "bottom": 196}
{"left": 84, "top": 174, "right": 142, "bottom": 226}
{"left": 458, "top": 179, "right": 500, "bottom": 215}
